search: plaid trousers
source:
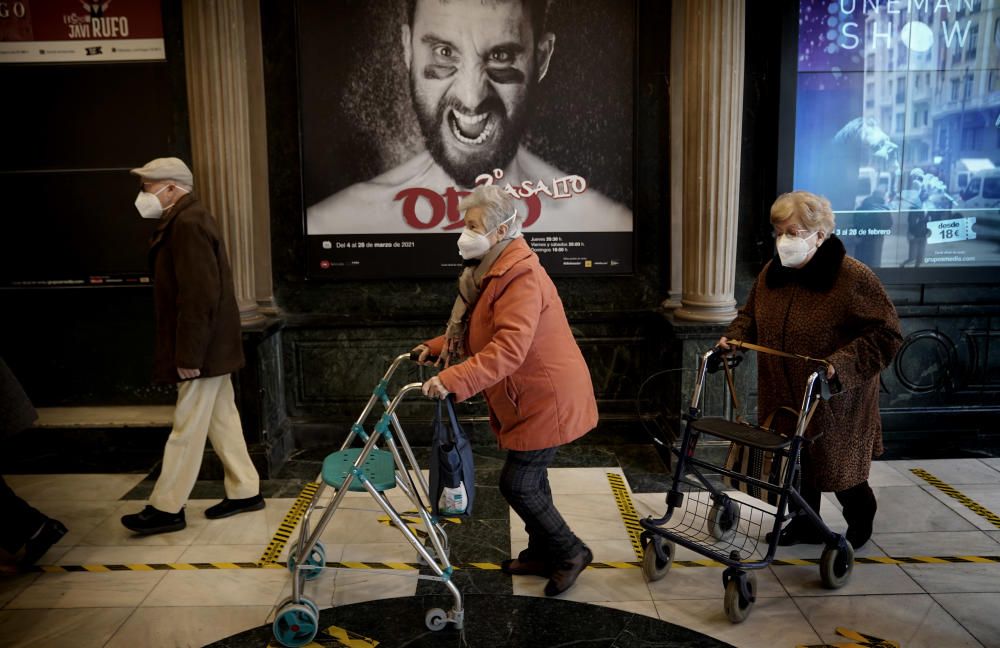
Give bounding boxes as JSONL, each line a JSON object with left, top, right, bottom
{"left": 499, "top": 447, "right": 583, "bottom": 560}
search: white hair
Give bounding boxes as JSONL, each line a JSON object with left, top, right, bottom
{"left": 458, "top": 185, "right": 523, "bottom": 239}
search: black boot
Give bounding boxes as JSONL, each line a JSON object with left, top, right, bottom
{"left": 544, "top": 545, "right": 593, "bottom": 596}
{"left": 836, "top": 481, "right": 877, "bottom": 550}
{"left": 767, "top": 480, "right": 824, "bottom": 546}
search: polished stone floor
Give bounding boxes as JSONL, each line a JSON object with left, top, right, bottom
{"left": 2, "top": 451, "right": 999, "bottom": 647}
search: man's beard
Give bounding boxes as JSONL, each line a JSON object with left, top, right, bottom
{"left": 411, "top": 78, "right": 533, "bottom": 188}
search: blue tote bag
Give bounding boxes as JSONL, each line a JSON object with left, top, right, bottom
{"left": 428, "top": 395, "right": 475, "bottom": 518}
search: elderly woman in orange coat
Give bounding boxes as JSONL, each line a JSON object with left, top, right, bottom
{"left": 414, "top": 184, "right": 598, "bottom": 596}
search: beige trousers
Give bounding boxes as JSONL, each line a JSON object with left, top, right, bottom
{"left": 149, "top": 374, "right": 259, "bottom": 514}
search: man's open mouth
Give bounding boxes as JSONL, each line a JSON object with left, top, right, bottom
{"left": 448, "top": 108, "right": 496, "bottom": 145}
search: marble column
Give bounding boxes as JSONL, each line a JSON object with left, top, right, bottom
{"left": 673, "top": 0, "right": 745, "bottom": 323}
{"left": 662, "top": 0, "right": 686, "bottom": 311}
{"left": 182, "top": 0, "right": 272, "bottom": 322}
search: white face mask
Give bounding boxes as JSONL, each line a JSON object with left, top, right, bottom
{"left": 776, "top": 230, "right": 818, "bottom": 268}
{"left": 456, "top": 211, "right": 516, "bottom": 260}
{"left": 134, "top": 185, "right": 169, "bottom": 220}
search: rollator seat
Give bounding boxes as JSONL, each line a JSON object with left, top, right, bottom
{"left": 322, "top": 448, "right": 397, "bottom": 492}
{"left": 689, "top": 417, "right": 793, "bottom": 451}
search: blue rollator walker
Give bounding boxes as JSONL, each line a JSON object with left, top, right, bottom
{"left": 272, "top": 352, "right": 463, "bottom": 647}
{"left": 639, "top": 342, "right": 855, "bottom": 623}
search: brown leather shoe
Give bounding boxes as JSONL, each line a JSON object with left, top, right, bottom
{"left": 501, "top": 557, "right": 549, "bottom": 576}
{"left": 544, "top": 545, "right": 593, "bottom": 596}
{"left": 501, "top": 548, "right": 549, "bottom": 576}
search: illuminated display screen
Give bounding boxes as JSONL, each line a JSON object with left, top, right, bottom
{"left": 793, "top": 0, "right": 1000, "bottom": 271}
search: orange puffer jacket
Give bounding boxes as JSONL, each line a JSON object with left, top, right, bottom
{"left": 426, "top": 238, "right": 597, "bottom": 451}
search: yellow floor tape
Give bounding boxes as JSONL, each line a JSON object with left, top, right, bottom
{"left": 797, "top": 626, "right": 899, "bottom": 647}
{"left": 265, "top": 623, "right": 378, "bottom": 648}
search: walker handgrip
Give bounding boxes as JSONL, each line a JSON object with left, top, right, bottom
{"left": 706, "top": 348, "right": 742, "bottom": 374}
{"left": 410, "top": 349, "right": 439, "bottom": 364}
{"left": 814, "top": 368, "right": 832, "bottom": 400}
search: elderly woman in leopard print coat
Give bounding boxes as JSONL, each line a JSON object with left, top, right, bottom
{"left": 720, "top": 191, "right": 902, "bottom": 550}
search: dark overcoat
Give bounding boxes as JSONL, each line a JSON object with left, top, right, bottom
{"left": 724, "top": 236, "right": 902, "bottom": 492}
{"left": 148, "top": 193, "right": 244, "bottom": 384}
{"left": 0, "top": 357, "right": 37, "bottom": 441}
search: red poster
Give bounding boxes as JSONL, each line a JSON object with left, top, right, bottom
{"left": 0, "top": 0, "right": 164, "bottom": 63}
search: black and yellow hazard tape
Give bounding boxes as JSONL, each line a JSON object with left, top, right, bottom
{"left": 910, "top": 468, "right": 1000, "bottom": 530}
{"left": 29, "top": 554, "right": 1000, "bottom": 573}
{"left": 258, "top": 480, "right": 321, "bottom": 565}
{"left": 606, "top": 472, "right": 645, "bottom": 560}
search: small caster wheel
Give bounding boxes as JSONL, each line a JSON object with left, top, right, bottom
{"left": 272, "top": 602, "right": 319, "bottom": 647}
{"left": 708, "top": 497, "right": 740, "bottom": 542}
{"left": 289, "top": 540, "right": 326, "bottom": 581}
{"left": 820, "top": 538, "right": 855, "bottom": 589}
{"left": 723, "top": 571, "right": 756, "bottom": 623}
{"left": 276, "top": 596, "right": 318, "bottom": 620}
{"left": 425, "top": 607, "right": 448, "bottom": 631}
{"left": 642, "top": 535, "right": 674, "bottom": 582}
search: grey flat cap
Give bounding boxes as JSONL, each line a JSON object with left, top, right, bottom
{"left": 130, "top": 157, "right": 193, "bottom": 186}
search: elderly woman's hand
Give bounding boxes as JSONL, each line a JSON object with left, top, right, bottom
{"left": 717, "top": 336, "right": 731, "bottom": 350}
{"left": 411, "top": 344, "right": 435, "bottom": 366}
{"left": 422, "top": 376, "right": 450, "bottom": 400}
{"left": 826, "top": 364, "right": 836, "bottom": 380}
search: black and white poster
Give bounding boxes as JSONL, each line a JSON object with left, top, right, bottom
{"left": 298, "top": 0, "right": 635, "bottom": 278}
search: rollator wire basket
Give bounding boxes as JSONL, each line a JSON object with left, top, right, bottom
{"left": 271, "top": 352, "right": 464, "bottom": 648}
{"left": 639, "top": 341, "right": 856, "bottom": 624}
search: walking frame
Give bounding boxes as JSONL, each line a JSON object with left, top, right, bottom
{"left": 271, "top": 352, "right": 462, "bottom": 647}
{"left": 639, "top": 341, "right": 856, "bottom": 623}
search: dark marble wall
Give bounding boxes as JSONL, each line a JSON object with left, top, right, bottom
{"left": 0, "top": 0, "right": 188, "bottom": 408}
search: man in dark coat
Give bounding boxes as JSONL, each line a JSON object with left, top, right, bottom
{"left": 121, "top": 157, "right": 263, "bottom": 535}
{"left": 0, "top": 357, "right": 67, "bottom": 567}
{"left": 722, "top": 191, "right": 902, "bottom": 550}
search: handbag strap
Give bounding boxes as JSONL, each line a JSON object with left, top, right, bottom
{"left": 442, "top": 395, "right": 461, "bottom": 444}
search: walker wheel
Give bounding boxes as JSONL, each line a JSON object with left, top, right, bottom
{"left": 272, "top": 602, "right": 319, "bottom": 647}
{"left": 723, "top": 571, "right": 757, "bottom": 623}
{"left": 642, "top": 535, "right": 674, "bottom": 582}
{"left": 820, "top": 538, "right": 855, "bottom": 589}
{"left": 708, "top": 497, "right": 740, "bottom": 542}
{"left": 425, "top": 607, "right": 449, "bottom": 631}
{"left": 288, "top": 540, "right": 326, "bottom": 581}
{"left": 275, "top": 596, "right": 318, "bottom": 620}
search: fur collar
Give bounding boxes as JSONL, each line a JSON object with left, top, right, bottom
{"left": 765, "top": 234, "right": 846, "bottom": 292}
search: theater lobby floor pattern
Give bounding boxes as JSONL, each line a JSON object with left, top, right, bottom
{"left": 1, "top": 457, "right": 1000, "bottom": 647}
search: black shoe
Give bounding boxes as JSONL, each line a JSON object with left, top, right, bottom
{"left": 121, "top": 505, "right": 186, "bottom": 535}
{"left": 544, "top": 545, "right": 593, "bottom": 596}
{"left": 19, "top": 518, "right": 68, "bottom": 567}
{"left": 205, "top": 494, "right": 265, "bottom": 519}
{"left": 765, "top": 519, "right": 824, "bottom": 546}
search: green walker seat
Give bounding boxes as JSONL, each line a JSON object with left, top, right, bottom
{"left": 322, "top": 448, "right": 397, "bottom": 493}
